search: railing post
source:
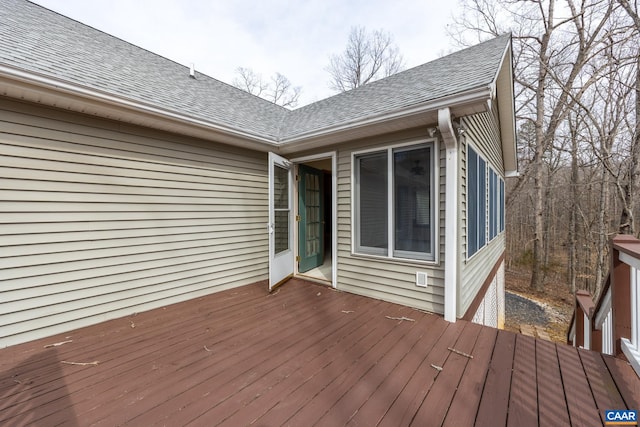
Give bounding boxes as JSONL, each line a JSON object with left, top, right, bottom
{"left": 611, "top": 235, "right": 634, "bottom": 356}
{"left": 575, "top": 289, "right": 595, "bottom": 350}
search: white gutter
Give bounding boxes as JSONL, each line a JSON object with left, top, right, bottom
{"left": 438, "top": 107, "right": 458, "bottom": 323}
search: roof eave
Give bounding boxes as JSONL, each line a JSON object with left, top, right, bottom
{"left": 0, "top": 64, "right": 279, "bottom": 152}
{"left": 278, "top": 86, "right": 494, "bottom": 155}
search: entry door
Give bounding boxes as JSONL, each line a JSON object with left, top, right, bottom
{"left": 268, "top": 152, "right": 294, "bottom": 290}
{"left": 298, "top": 164, "right": 324, "bottom": 273}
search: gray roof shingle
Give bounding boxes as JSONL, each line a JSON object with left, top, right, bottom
{"left": 0, "top": 0, "right": 510, "bottom": 142}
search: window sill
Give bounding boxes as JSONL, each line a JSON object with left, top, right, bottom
{"left": 350, "top": 251, "right": 439, "bottom": 268}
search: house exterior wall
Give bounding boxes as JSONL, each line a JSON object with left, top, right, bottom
{"left": 459, "top": 110, "right": 506, "bottom": 319}
{"left": 296, "top": 127, "right": 446, "bottom": 314}
{"left": 0, "top": 99, "right": 269, "bottom": 348}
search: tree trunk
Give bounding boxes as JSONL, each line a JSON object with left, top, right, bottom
{"left": 569, "top": 121, "right": 579, "bottom": 293}
{"left": 595, "top": 166, "right": 608, "bottom": 297}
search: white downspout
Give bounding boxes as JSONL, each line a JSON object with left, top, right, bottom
{"left": 438, "top": 108, "right": 458, "bottom": 323}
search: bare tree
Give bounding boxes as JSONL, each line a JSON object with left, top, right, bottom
{"left": 326, "top": 26, "right": 405, "bottom": 92}
{"left": 232, "top": 67, "right": 302, "bottom": 108}
{"left": 450, "top": 0, "right": 614, "bottom": 292}
{"left": 616, "top": 0, "right": 640, "bottom": 235}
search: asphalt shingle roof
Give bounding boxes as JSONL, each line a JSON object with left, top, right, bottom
{"left": 0, "top": 0, "right": 510, "bottom": 142}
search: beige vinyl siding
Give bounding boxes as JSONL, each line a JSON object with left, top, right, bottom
{"left": 459, "top": 111, "right": 506, "bottom": 316}
{"left": 305, "top": 128, "right": 446, "bottom": 314}
{"left": 0, "top": 99, "right": 268, "bottom": 348}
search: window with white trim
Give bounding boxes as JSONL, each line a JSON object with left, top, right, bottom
{"left": 354, "top": 142, "right": 435, "bottom": 261}
{"left": 467, "top": 146, "right": 505, "bottom": 259}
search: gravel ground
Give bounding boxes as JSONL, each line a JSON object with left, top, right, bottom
{"left": 505, "top": 291, "right": 549, "bottom": 326}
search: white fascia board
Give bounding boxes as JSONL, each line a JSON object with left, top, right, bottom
{"left": 491, "top": 41, "right": 518, "bottom": 176}
{"left": 0, "top": 64, "right": 279, "bottom": 150}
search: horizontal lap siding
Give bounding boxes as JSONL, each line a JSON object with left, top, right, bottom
{"left": 459, "top": 112, "right": 505, "bottom": 316}
{"left": 333, "top": 129, "right": 445, "bottom": 314}
{"left": 0, "top": 99, "right": 268, "bottom": 348}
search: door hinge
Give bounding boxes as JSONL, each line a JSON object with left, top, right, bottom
{"left": 296, "top": 215, "right": 301, "bottom": 222}
{"left": 296, "top": 255, "right": 300, "bottom": 262}
{"left": 295, "top": 175, "right": 299, "bottom": 181}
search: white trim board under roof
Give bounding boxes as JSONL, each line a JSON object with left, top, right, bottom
{"left": 0, "top": 0, "right": 517, "bottom": 173}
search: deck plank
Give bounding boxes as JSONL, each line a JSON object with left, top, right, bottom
{"left": 474, "top": 330, "right": 516, "bottom": 427}
{"left": 536, "top": 338, "right": 570, "bottom": 427}
{"left": 441, "top": 325, "right": 498, "bottom": 427}
{"left": 556, "top": 343, "right": 602, "bottom": 426}
{"left": 579, "top": 349, "right": 627, "bottom": 416}
{"left": 313, "top": 311, "right": 428, "bottom": 427}
{"left": 507, "top": 334, "right": 538, "bottom": 427}
{"left": 603, "top": 355, "right": 640, "bottom": 409}
{"left": 411, "top": 321, "right": 483, "bottom": 426}
{"left": 376, "top": 320, "right": 467, "bottom": 427}
{"left": 345, "top": 315, "right": 449, "bottom": 426}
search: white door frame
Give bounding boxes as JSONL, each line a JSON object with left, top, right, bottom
{"left": 290, "top": 151, "right": 338, "bottom": 288}
{"left": 268, "top": 152, "right": 294, "bottom": 291}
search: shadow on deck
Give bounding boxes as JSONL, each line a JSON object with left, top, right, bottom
{"left": 1, "top": 278, "right": 638, "bottom": 426}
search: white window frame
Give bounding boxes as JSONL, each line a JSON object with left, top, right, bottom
{"left": 351, "top": 138, "right": 439, "bottom": 264}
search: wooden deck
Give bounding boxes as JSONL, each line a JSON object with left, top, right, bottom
{"left": 1, "top": 279, "right": 638, "bottom": 426}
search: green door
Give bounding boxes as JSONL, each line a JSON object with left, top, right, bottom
{"left": 298, "top": 165, "right": 324, "bottom": 273}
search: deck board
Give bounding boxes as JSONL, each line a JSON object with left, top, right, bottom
{"left": 441, "top": 325, "right": 497, "bottom": 427}
{"left": 535, "top": 338, "right": 571, "bottom": 426}
{"left": 603, "top": 355, "right": 640, "bottom": 409}
{"left": 474, "top": 330, "right": 516, "bottom": 427}
{"left": 1, "top": 278, "right": 638, "bottom": 426}
{"left": 507, "top": 334, "right": 538, "bottom": 427}
{"left": 556, "top": 344, "right": 603, "bottom": 426}
{"left": 412, "top": 321, "right": 483, "bottom": 426}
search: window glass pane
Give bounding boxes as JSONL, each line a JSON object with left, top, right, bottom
{"left": 489, "top": 169, "right": 497, "bottom": 240}
{"left": 478, "top": 157, "right": 486, "bottom": 249}
{"left": 467, "top": 148, "right": 478, "bottom": 257}
{"left": 394, "top": 146, "right": 431, "bottom": 256}
{"left": 356, "top": 152, "right": 388, "bottom": 254}
{"left": 500, "top": 178, "right": 505, "bottom": 232}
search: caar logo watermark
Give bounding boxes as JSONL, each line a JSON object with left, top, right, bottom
{"left": 605, "top": 410, "right": 638, "bottom": 426}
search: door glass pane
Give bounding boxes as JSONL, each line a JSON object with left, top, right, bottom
{"left": 274, "top": 164, "right": 289, "bottom": 254}
{"left": 394, "top": 146, "right": 431, "bottom": 255}
{"left": 356, "top": 152, "right": 388, "bottom": 254}
{"left": 274, "top": 165, "right": 288, "bottom": 209}
{"left": 274, "top": 210, "right": 289, "bottom": 254}
{"left": 304, "top": 171, "right": 321, "bottom": 257}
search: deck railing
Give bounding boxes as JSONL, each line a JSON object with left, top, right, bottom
{"left": 568, "top": 234, "right": 640, "bottom": 377}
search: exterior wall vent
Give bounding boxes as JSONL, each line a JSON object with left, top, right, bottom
{"left": 416, "top": 272, "right": 428, "bottom": 288}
